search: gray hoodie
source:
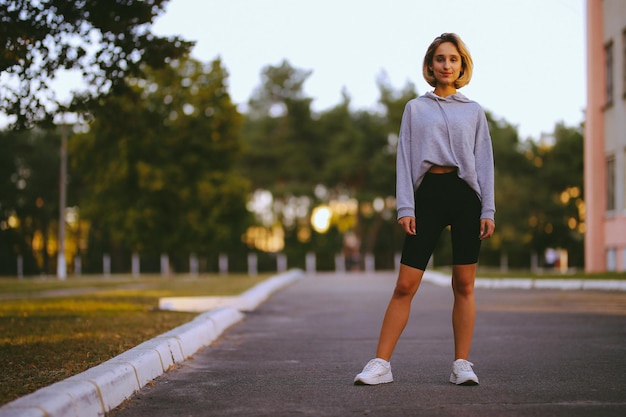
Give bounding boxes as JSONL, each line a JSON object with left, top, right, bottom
{"left": 396, "top": 91, "right": 495, "bottom": 221}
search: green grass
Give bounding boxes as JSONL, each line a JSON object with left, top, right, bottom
{"left": 0, "top": 273, "right": 270, "bottom": 406}
{"left": 472, "top": 268, "right": 626, "bottom": 280}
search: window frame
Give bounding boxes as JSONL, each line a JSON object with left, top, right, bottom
{"left": 623, "top": 28, "right": 626, "bottom": 99}
{"left": 606, "top": 40, "right": 614, "bottom": 107}
{"left": 607, "top": 154, "right": 616, "bottom": 212}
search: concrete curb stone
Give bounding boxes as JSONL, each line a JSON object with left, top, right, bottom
{"left": 427, "top": 270, "right": 626, "bottom": 291}
{"left": 157, "top": 269, "right": 306, "bottom": 313}
{"left": 0, "top": 269, "right": 304, "bottom": 417}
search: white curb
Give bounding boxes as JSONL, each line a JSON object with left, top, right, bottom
{"left": 425, "top": 270, "right": 626, "bottom": 291}
{"left": 237, "top": 269, "right": 304, "bottom": 311}
{"left": 158, "top": 268, "right": 305, "bottom": 312}
{"left": 0, "top": 270, "right": 304, "bottom": 417}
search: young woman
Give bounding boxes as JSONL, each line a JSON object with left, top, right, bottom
{"left": 354, "top": 33, "right": 495, "bottom": 386}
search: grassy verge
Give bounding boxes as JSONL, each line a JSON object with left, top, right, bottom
{"left": 471, "top": 268, "right": 626, "bottom": 280}
{"left": 0, "top": 273, "right": 270, "bottom": 406}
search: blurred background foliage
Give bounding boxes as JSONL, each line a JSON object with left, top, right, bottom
{"left": 0, "top": 0, "right": 584, "bottom": 276}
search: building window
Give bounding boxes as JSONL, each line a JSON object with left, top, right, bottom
{"left": 607, "top": 155, "right": 616, "bottom": 212}
{"left": 606, "top": 41, "right": 614, "bottom": 106}
{"left": 606, "top": 248, "right": 616, "bottom": 271}
{"left": 622, "top": 147, "right": 626, "bottom": 210}
{"left": 623, "top": 29, "right": 626, "bottom": 98}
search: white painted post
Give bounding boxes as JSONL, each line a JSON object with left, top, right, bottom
{"left": 74, "top": 256, "right": 81, "bottom": 276}
{"left": 500, "top": 252, "right": 509, "bottom": 273}
{"left": 531, "top": 252, "right": 539, "bottom": 273}
{"left": 103, "top": 254, "right": 111, "bottom": 277}
{"left": 17, "top": 255, "right": 23, "bottom": 279}
{"left": 335, "top": 254, "right": 345, "bottom": 273}
{"left": 306, "top": 252, "right": 316, "bottom": 274}
{"left": 248, "top": 253, "right": 258, "bottom": 276}
{"left": 132, "top": 252, "right": 140, "bottom": 277}
{"left": 160, "top": 254, "right": 169, "bottom": 276}
{"left": 364, "top": 253, "right": 375, "bottom": 272}
{"left": 277, "top": 253, "right": 287, "bottom": 273}
{"left": 189, "top": 253, "right": 199, "bottom": 276}
{"left": 219, "top": 253, "right": 228, "bottom": 275}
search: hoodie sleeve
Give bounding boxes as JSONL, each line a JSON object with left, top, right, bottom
{"left": 396, "top": 102, "right": 416, "bottom": 220}
{"left": 474, "top": 109, "right": 495, "bottom": 220}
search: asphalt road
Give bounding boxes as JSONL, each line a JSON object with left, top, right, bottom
{"left": 110, "top": 272, "right": 626, "bottom": 417}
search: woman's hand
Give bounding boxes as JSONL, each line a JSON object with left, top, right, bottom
{"left": 398, "top": 216, "right": 416, "bottom": 235}
{"left": 479, "top": 218, "right": 495, "bottom": 240}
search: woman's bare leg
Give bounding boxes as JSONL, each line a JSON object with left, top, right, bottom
{"left": 451, "top": 263, "right": 477, "bottom": 360}
{"left": 375, "top": 264, "right": 424, "bottom": 361}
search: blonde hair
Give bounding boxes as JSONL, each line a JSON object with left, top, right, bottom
{"left": 422, "top": 33, "right": 473, "bottom": 89}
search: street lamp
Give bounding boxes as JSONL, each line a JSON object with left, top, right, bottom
{"left": 54, "top": 112, "right": 84, "bottom": 280}
{"left": 56, "top": 122, "right": 70, "bottom": 280}
{"left": 311, "top": 205, "right": 332, "bottom": 234}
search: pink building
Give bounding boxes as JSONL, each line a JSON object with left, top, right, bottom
{"left": 585, "top": 0, "right": 626, "bottom": 272}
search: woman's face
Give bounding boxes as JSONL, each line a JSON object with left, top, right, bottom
{"left": 429, "top": 42, "right": 463, "bottom": 87}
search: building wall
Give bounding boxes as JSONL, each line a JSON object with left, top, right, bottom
{"left": 586, "top": 0, "right": 626, "bottom": 272}
{"left": 585, "top": 0, "right": 606, "bottom": 272}
{"left": 603, "top": 0, "right": 626, "bottom": 271}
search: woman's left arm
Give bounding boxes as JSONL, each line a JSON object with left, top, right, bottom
{"left": 480, "top": 218, "right": 495, "bottom": 239}
{"left": 475, "top": 110, "right": 496, "bottom": 227}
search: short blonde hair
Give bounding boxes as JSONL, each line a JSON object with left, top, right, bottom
{"left": 422, "top": 33, "right": 473, "bottom": 89}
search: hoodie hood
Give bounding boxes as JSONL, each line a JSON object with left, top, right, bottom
{"left": 423, "top": 91, "right": 473, "bottom": 103}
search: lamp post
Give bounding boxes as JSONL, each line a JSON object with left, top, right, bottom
{"left": 55, "top": 112, "right": 89, "bottom": 279}
{"left": 57, "top": 123, "right": 70, "bottom": 280}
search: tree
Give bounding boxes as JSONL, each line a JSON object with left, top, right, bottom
{"left": 242, "top": 60, "right": 323, "bottom": 196}
{"left": 376, "top": 71, "right": 417, "bottom": 133}
{"left": 477, "top": 117, "right": 585, "bottom": 269}
{"left": 0, "top": 0, "right": 193, "bottom": 129}
{"left": 70, "top": 58, "right": 250, "bottom": 266}
{"left": 476, "top": 113, "right": 537, "bottom": 267}
{"left": 526, "top": 124, "right": 584, "bottom": 267}
{"left": 0, "top": 128, "right": 60, "bottom": 274}
{"left": 239, "top": 61, "right": 330, "bottom": 267}
{"left": 373, "top": 73, "right": 418, "bottom": 199}
{"left": 240, "top": 67, "right": 420, "bottom": 269}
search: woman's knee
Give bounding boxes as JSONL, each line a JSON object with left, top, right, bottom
{"left": 452, "top": 265, "right": 476, "bottom": 297}
{"left": 393, "top": 265, "right": 423, "bottom": 297}
{"left": 452, "top": 280, "right": 474, "bottom": 298}
{"left": 393, "top": 282, "right": 417, "bottom": 298}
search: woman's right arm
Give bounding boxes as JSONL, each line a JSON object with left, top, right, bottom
{"left": 396, "top": 102, "right": 416, "bottom": 230}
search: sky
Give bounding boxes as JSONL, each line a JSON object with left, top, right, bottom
{"left": 149, "top": 0, "right": 586, "bottom": 141}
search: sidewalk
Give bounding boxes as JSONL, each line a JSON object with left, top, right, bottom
{"left": 2, "top": 270, "right": 625, "bottom": 417}
{"left": 109, "top": 271, "right": 625, "bottom": 417}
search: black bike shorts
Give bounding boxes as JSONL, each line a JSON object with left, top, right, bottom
{"left": 400, "top": 171, "right": 482, "bottom": 270}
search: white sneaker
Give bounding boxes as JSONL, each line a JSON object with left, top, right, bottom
{"left": 354, "top": 358, "right": 393, "bottom": 385}
{"left": 449, "top": 359, "right": 479, "bottom": 385}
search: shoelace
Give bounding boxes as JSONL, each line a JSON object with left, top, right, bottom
{"left": 455, "top": 360, "right": 474, "bottom": 372}
{"left": 363, "top": 360, "right": 386, "bottom": 373}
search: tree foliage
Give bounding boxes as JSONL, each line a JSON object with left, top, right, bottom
{"left": 480, "top": 113, "right": 537, "bottom": 263}
{"left": 0, "top": 48, "right": 585, "bottom": 274}
{"left": 239, "top": 63, "right": 418, "bottom": 268}
{"left": 0, "top": 128, "right": 60, "bottom": 274}
{"left": 0, "top": 0, "right": 193, "bottom": 129}
{"left": 478, "top": 116, "right": 585, "bottom": 268}
{"left": 526, "top": 124, "right": 585, "bottom": 264}
{"left": 242, "top": 60, "right": 322, "bottom": 196}
{"left": 70, "top": 58, "right": 250, "bottom": 259}
{"left": 239, "top": 60, "right": 585, "bottom": 270}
